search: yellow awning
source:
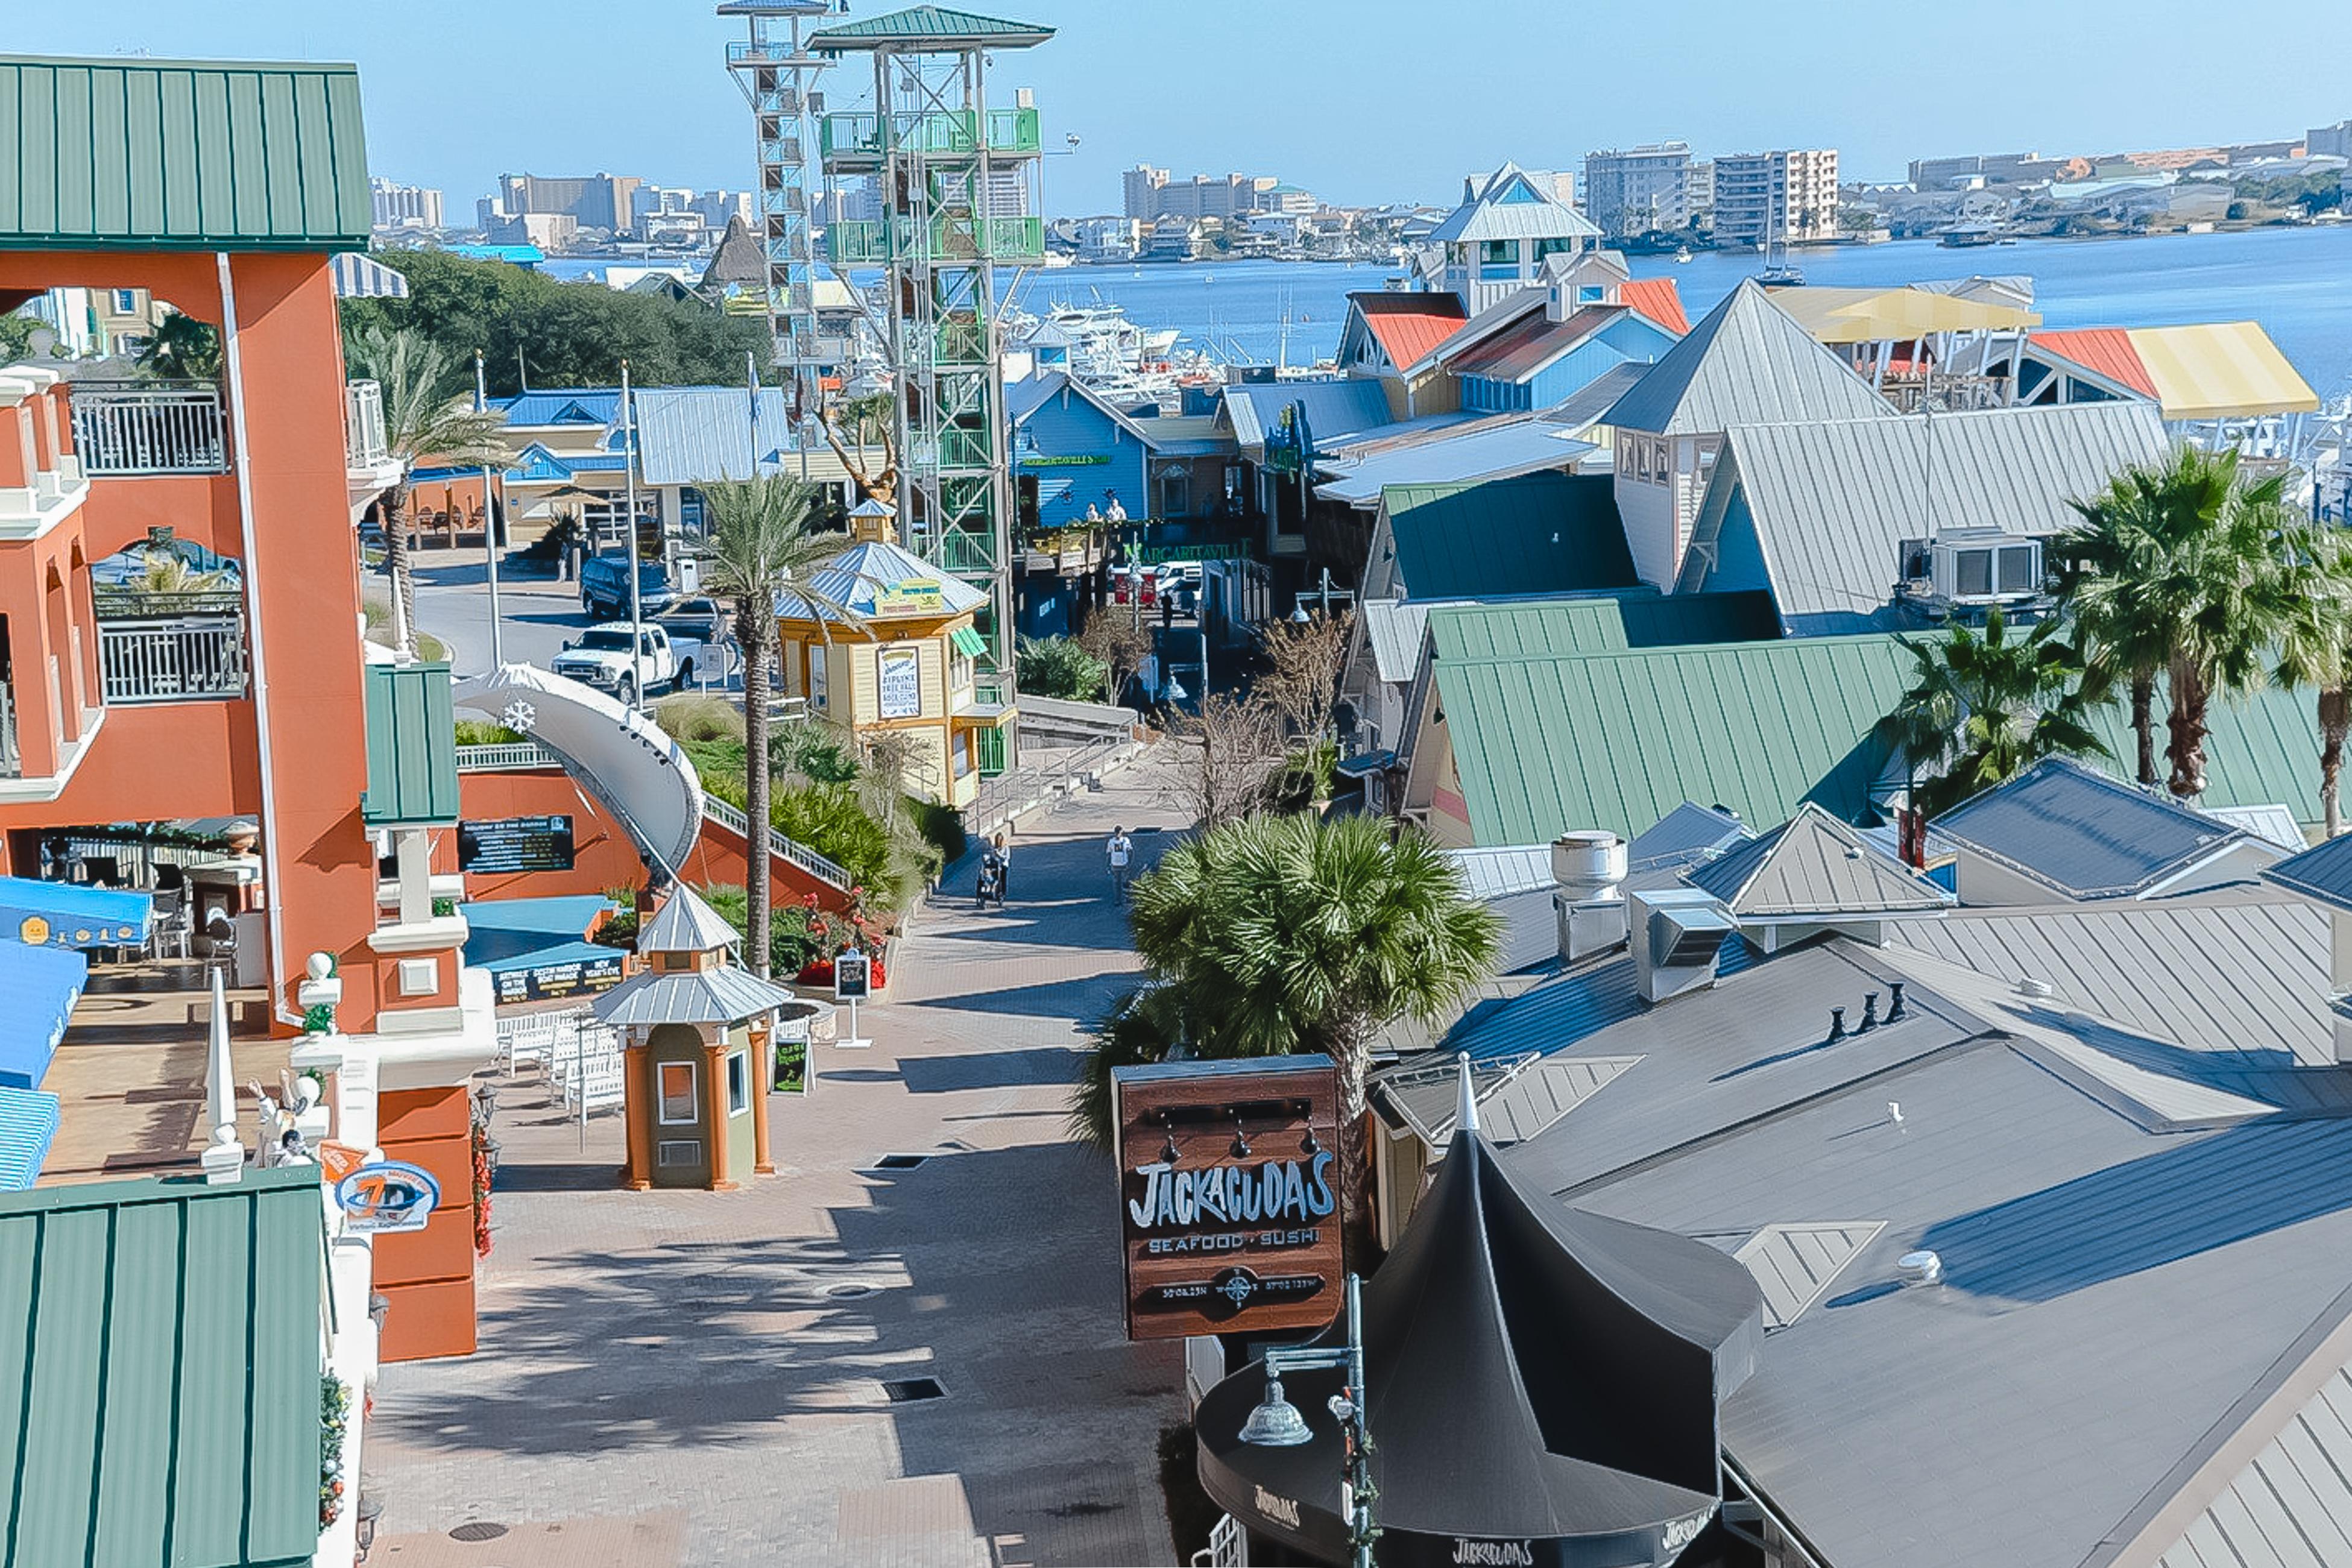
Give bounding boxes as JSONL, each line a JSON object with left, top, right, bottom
{"left": 2125, "top": 321, "right": 2321, "bottom": 421}
{"left": 1774, "top": 286, "right": 2041, "bottom": 344}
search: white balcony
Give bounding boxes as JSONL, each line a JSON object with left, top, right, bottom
{"left": 98, "top": 613, "right": 250, "bottom": 704}
{"left": 346, "top": 379, "right": 389, "bottom": 469}
{"left": 70, "top": 380, "right": 229, "bottom": 476}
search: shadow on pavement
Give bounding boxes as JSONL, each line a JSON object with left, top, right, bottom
{"left": 898, "top": 1047, "right": 1084, "bottom": 1094}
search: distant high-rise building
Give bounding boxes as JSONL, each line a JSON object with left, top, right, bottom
{"left": 1581, "top": 143, "right": 1692, "bottom": 236}
{"left": 2310, "top": 121, "right": 2352, "bottom": 159}
{"left": 495, "top": 172, "right": 644, "bottom": 235}
{"left": 693, "top": 190, "right": 756, "bottom": 229}
{"left": 370, "top": 177, "right": 444, "bottom": 232}
{"left": 1712, "top": 149, "right": 1840, "bottom": 246}
{"left": 1687, "top": 160, "right": 1713, "bottom": 225}
{"left": 1123, "top": 165, "right": 1169, "bottom": 221}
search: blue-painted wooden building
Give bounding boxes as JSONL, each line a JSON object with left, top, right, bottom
{"left": 1008, "top": 371, "right": 1156, "bottom": 529}
{"left": 1449, "top": 305, "right": 1680, "bottom": 414}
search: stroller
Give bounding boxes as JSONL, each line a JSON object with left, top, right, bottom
{"left": 976, "top": 849, "right": 1007, "bottom": 910}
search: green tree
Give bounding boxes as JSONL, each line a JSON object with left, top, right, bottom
{"left": 693, "top": 475, "right": 856, "bottom": 975}
{"left": 0, "top": 307, "right": 39, "bottom": 364}
{"left": 1880, "top": 609, "right": 2108, "bottom": 817}
{"left": 339, "top": 248, "right": 769, "bottom": 394}
{"left": 346, "top": 326, "right": 507, "bottom": 658}
{"left": 1078, "top": 814, "right": 1499, "bottom": 1241}
{"left": 1015, "top": 635, "right": 1110, "bottom": 702}
{"left": 135, "top": 312, "right": 221, "bottom": 380}
{"left": 2270, "top": 529, "right": 2352, "bottom": 834}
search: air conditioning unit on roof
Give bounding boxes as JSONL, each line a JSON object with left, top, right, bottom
{"left": 1929, "top": 530, "right": 2043, "bottom": 604}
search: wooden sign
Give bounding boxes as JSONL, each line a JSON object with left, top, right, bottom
{"left": 1111, "top": 1054, "right": 1343, "bottom": 1342}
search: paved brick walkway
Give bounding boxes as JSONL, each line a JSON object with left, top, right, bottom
{"left": 370, "top": 751, "right": 1194, "bottom": 1568}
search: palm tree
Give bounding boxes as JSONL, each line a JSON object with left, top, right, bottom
{"left": 2271, "top": 524, "right": 2352, "bottom": 833}
{"left": 2060, "top": 447, "right": 2327, "bottom": 799}
{"left": 1103, "top": 813, "right": 1499, "bottom": 1247}
{"left": 1879, "top": 608, "right": 2108, "bottom": 817}
{"left": 693, "top": 475, "right": 859, "bottom": 976}
{"left": 135, "top": 310, "right": 221, "bottom": 381}
{"left": 345, "top": 327, "right": 507, "bottom": 659}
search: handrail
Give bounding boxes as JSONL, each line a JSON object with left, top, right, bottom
{"left": 69, "top": 380, "right": 228, "bottom": 475}
{"left": 700, "top": 796, "right": 854, "bottom": 892}
{"left": 453, "top": 741, "right": 566, "bottom": 772}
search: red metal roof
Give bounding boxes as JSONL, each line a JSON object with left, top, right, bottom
{"left": 1620, "top": 278, "right": 1690, "bottom": 336}
{"left": 2029, "top": 328, "right": 2159, "bottom": 400}
{"left": 1352, "top": 292, "right": 1469, "bottom": 370}
{"left": 1449, "top": 306, "right": 1625, "bottom": 382}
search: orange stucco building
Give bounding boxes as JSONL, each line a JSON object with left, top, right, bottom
{"left": 1, "top": 54, "right": 496, "bottom": 1364}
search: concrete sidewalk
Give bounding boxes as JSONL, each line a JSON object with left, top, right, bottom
{"left": 369, "top": 754, "right": 1196, "bottom": 1568}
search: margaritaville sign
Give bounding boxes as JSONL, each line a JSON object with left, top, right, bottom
{"left": 1110, "top": 1053, "right": 1343, "bottom": 1340}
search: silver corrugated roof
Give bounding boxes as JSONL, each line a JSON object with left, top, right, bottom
{"left": 1600, "top": 280, "right": 1899, "bottom": 436}
{"left": 1381, "top": 1053, "right": 1641, "bottom": 1147}
{"left": 1730, "top": 1221, "right": 1886, "bottom": 1330}
{"left": 1424, "top": 163, "right": 1603, "bottom": 247}
{"left": 637, "top": 885, "right": 741, "bottom": 956}
{"left": 590, "top": 965, "right": 801, "bottom": 1027}
{"left": 1684, "top": 803, "right": 1952, "bottom": 918}
{"left": 1445, "top": 842, "right": 1555, "bottom": 901}
{"left": 1315, "top": 419, "right": 1595, "bottom": 506}
{"left": 1361, "top": 598, "right": 1433, "bottom": 685}
{"left": 1888, "top": 892, "right": 2334, "bottom": 1067}
{"left": 1935, "top": 757, "right": 2256, "bottom": 899}
{"left": 633, "top": 387, "right": 799, "bottom": 485}
{"left": 2205, "top": 803, "right": 2307, "bottom": 851}
{"left": 1681, "top": 399, "right": 2171, "bottom": 620}
{"left": 2152, "top": 1355, "right": 2352, "bottom": 1568}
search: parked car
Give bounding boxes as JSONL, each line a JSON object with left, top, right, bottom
{"left": 579, "top": 555, "right": 675, "bottom": 620}
{"left": 655, "top": 598, "right": 737, "bottom": 688}
{"left": 550, "top": 623, "right": 679, "bottom": 704}
{"left": 1157, "top": 560, "right": 1202, "bottom": 616}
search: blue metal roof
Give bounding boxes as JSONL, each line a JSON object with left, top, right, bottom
{"left": 494, "top": 389, "right": 624, "bottom": 428}
{"left": 1934, "top": 757, "right": 2248, "bottom": 900}
{"left": 1630, "top": 802, "right": 1754, "bottom": 874}
{"left": 2263, "top": 831, "right": 2352, "bottom": 915}
{"left": 0, "top": 1086, "right": 59, "bottom": 1191}
{"left": 1222, "top": 379, "right": 1396, "bottom": 461}
{"left": 459, "top": 895, "right": 614, "bottom": 970}
{"left": 0, "top": 877, "right": 150, "bottom": 950}
{"left": 0, "top": 939, "right": 88, "bottom": 1091}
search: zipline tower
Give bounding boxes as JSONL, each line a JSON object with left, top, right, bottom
{"left": 719, "top": 1, "right": 833, "bottom": 431}
{"left": 812, "top": 5, "right": 1050, "bottom": 715}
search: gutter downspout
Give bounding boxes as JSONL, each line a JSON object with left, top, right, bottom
{"left": 216, "top": 252, "right": 301, "bottom": 1027}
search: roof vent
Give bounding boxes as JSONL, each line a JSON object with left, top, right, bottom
{"left": 1628, "top": 887, "right": 1737, "bottom": 1005}
{"left": 1553, "top": 831, "right": 1632, "bottom": 963}
{"left": 2016, "top": 977, "right": 2055, "bottom": 1000}
{"left": 1897, "top": 1250, "right": 1943, "bottom": 1286}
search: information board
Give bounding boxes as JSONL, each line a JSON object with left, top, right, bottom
{"left": 877, "top": 646, "right": 922, "bottom": 720}
{"left": 459, "top": 815, "right": 576, "bottom": 874}
{"left": 491, "top": 948, "right": 624, "bottom": 1005}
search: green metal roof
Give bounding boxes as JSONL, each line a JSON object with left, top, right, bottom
{"left": 1430, "top": 632, "right": 1918, "bottom": 845}
{"left": 362, "top": 662, "right": 462, "bottom": 828}
{"left": 0, "top": 1168, "right": 326, "bottom": 1568}
{"left": 810, "top": 6, "right": 1055, "bottom": 49}
{"left": 1423, "top": 593, "right": 1782, "bottom": 663}
{"left": 0, "top": 55, "right": 371, "bottom": 252}
{"left": 2081, "top": 675, "right": 2325, "bottom": 828}
{"left": 1383, "top": 474, "right": 1638, "bottom": 601}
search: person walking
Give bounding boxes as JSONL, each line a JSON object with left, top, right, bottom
{"left": 992, "top": 830, "right": 1013, "bottom": 899}
{"left": 1106, "top": 825, "right": 1134, "bottom": 897}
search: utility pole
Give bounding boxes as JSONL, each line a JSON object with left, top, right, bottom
{"left": 476, "top": 350, "right": 504, "bottom": 669}
{"left": 622, "top": 360, "right": 644, "bottom": 711}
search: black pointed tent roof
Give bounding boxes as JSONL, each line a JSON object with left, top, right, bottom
{"left": 1196, "top": 1066, "right": 1764, "bottom": 1565}
{"left": 699, "top": 215, "right": 767, "bottom": 292}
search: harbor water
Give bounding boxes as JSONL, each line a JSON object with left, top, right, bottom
{"left": 1021, "top": 225, "right": 2352, "bottom": 393}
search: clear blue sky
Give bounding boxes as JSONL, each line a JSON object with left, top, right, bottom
{"left": 16, "top": 1, "right": 2352, "bottom": 212}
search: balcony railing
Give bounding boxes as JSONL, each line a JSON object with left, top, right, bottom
{"left": 912, "top": 425, "right": 995, "bottom": 471}
{"left": 70, "top": 381, "right": 228, "bottom": 476}
{"left": 98, "top": 616, "right": 250, "bottom": 704}
{"left": 819, "top": 108, "right": 1042, "bottom": 162}
{"left": 346, "top": 380, "right": 389, "bottom": 469}
{"left": 0, "top": 679, "right": 17, "bottom": 779}
{"left": 455, "top": 740, "right": 566, "bottom": 772}
{"left": 825, "top": 216, "right": 1045, "bottom": 265}
{"left": 699, "top": 796, "right": 853, "bottom": 892}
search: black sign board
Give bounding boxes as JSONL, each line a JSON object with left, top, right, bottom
{"left": 834, "top": 951, "right": 871, "bottom": 1000}
{"left": 459, "top": 815, "right": 576, "bottom": 875}
{"left": 491, "top": 948, "right": 624, "bottom": 1005}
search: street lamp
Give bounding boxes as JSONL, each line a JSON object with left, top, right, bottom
{"left": 1240, "top": 1272, "right": 1375, "bottom": 1567}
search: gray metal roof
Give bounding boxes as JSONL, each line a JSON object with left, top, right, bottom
{"left": 632, "top": 386, "right": 801, "bottom": 485}
{"left": 1630, "top": 801, "right": 1754, "bottom": 873}
{"left": 1424, "top": 163, "right": 1603, "bottom": 246}
{"left": 1730, "top": 1221, "right": 1887, "bottom": 1330}
{"left": 1360, "top": 597, "right": 1434, "bottom": 685}
{"left": 1935, "top": 757, "right": 2253, "bottom": 899}
{"left": 1315, "top": 419, "right": 1595, "bottom": 506}
{"left": 1600, "top": 280, "right": 1899, "bottom": 436}
{"left": 2263, "top": 831, "right": 2352, "bottom": 915}
{"left": 1683, "top": 803, "right": 1952, "bottom": 918}
{"left": 1445, "top": 843, "right": 1556, "bottom": 901}
{"left": 1887, "top": 892, "right": 2335, "bottom": 1068}
{"left": 2204, "top": 803, "right": 2307, "bottom": 852}
{"left": 1380, "top": 1053, "right": 1642, "bottom": 1147}
{"left": 1220, "top": 379, "right": 1395, "bottom": 462}
{"left": 1679, "top": 399, "right": 2172, "bottom": 620}
{"left": 590, "top": 965, "right": 800, "bottom": 1027}
{"left": 637, "top": 885, "right": 740, "bottom": 956}
{"left": 2152, "top": 1355, "right": 2352, "bottom": 1568}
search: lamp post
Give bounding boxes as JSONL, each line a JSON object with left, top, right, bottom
{"left": 1239, "top": 1272, "right": 1375, "bottom": 1568}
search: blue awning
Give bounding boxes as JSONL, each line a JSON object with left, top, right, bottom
{"left": 0, "top": 940, "right": 87, "bottom": 1090}
{"left": 0, "top": 1086, "right": 60, "bottom": 1190}
{"left": 0, "top": 875, "right": 151, "bottom": 949}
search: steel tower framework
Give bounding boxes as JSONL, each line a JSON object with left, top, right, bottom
{"left": 719, "top": 1, "right": 833, "bottom": 430}
{"left": 812, "top": 7, "right": 1050, "bottom": 696}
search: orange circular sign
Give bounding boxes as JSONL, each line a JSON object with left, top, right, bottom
{"left": 18, "top": 915, "right": 49, "bottom": 945}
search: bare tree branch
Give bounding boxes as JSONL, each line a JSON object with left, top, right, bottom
{"left": 1164, "top": 693, "right": 1284, "bottom": 828}
{"left": 1258, "top": 608, "right": 1354, "bottom": 743}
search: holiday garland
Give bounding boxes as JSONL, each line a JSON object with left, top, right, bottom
{"left": 319, "top": 1375, "right": 351, "bottom": 1527}
{"left": 470, "top": 1102, "right": 497, "bottom": 1259}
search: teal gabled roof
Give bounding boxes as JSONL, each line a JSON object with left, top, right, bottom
{"left": 0, "top": 55, "right": 372, "bottom": 251}
{"left": 0, "top": 1167, "right": 326, "bottom": 1568}
{"left": 810, "top": 6, "right": 1054, "bottom": 49}
{"left": 1431, "top": 632, "right": 1918, "bottom": 845}
{"left": 362, "top": 661, "right": 462, "bottom": 828}
{"left": 1383, "top": 473, "right": 1638, "bottom": 600}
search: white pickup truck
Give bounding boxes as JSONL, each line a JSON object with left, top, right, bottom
{"left": 550, "top": 624, "right": 679, "bottom": 705}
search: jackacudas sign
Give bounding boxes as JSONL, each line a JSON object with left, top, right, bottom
{"left": 1109, "top": 1054, "right": 1342, "bottom": 1341}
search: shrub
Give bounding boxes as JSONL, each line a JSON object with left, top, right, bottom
{"left": 683, "top": 738, "right": 751, "bottom": 811}
{"left": 772, "top": 722, "right": 859, "bottom": 783}
{"left": 655, "top": 693, "right": 745, "bottom": 745}
{"left": 908, "top": 798, "right": 968, "bottom": 867}
{"left": 453, "top": 718, "right": 525, "bottom": 746}
{"left": 1016, "top": 635, "right": 1111, "bottom": 702}
{"left": 774, "top": 782, "right": 898, "bottom": 901}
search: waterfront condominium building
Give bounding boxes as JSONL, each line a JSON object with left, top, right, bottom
{"left": 1581, "top": 143, "right": 1693, "bottom": 236}
{"left": 370, "top": 177, "right": 445, "bottom": 232}
{"left": 1123, "top": 164, "right": 1169, "bottom": 221}
{"left": 1687, "top": 159, "right": 1714, "bottom": 227}
{"left": 494, "top": 171, "right": 645, "bottom": 235}
{"left": 1712, "top": 148, "right": 1840, "bottom": 246}
{"left": 2310, "top": 120, "right": 2352, "bottom": 159}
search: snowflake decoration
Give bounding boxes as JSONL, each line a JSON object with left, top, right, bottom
{"left": 500, "top": 699, "right": 538, "bottom": 734}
